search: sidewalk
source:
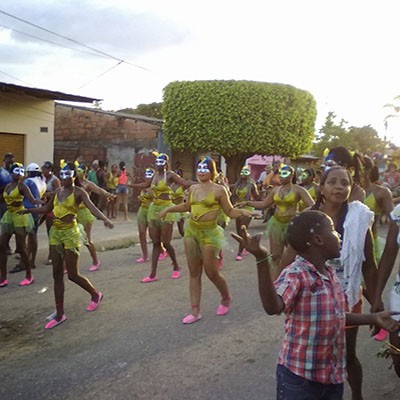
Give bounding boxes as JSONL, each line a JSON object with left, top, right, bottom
{"left": 36, "top": 212, "right": 391, "bottom": 255}
{"left": 36, "top": 211, "right": 185, "bottom": 254}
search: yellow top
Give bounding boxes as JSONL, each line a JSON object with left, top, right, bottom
{"left": 298, "top": 185, "right": 317, "bottom": 212}
{"left": 106, "top": 172, "right": 119, "bottom": 190}
{"left": 53, "top": 190, "right": 79, "bottom": 220}
{"left": 151, "top": 179, "right": 172, "bottom": 205}
{"left": 273, "top": 186, "right": 298, "bottom": 223}
{"left": 172, "top": 186, "right": 185, "bottom": 204}
{"left": 234, "top": 185, "right": 249, "bottom": 201}
{"left": 4, "top": 185, "right": 24, "bottom": 213}
{"left": 364, "top": 192, "right": 381, "bottom": 216}
{"left": 139, "top": 190, "right": 153, "bottom": 208}
{"left": 190, "top": 191, "right": 220, "bottom": 221}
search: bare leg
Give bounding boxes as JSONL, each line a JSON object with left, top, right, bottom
{"left": 160, "top": 222, "right": 179, "bottom": 271}
{"left": 346, "top": 326, "right": 363, "bottom": 400}
{"left": 203, "top": 245, "right": 230, "bottom": 306}
{"left": 148, "top": 223, "right": 162, "bottom": 278}
{"left": 268, "top": 234, "right": 285, "bottom": 279}
{"left": 27, "top": 232, "right": 38, "bottom": 268}
{"left": 138, "top": 222, "right": 149, "bottom": 260}
{"left": 51, "top": 245, "right": 66, "bottom": 320}
{"left": 184, "top": 237, "right": 203, "bottom": 315}
{"left": 15, "top": 233, "right": 31, "bottom": 279}
{"left": 84, "top": 222, "right": 98, "bottom": 265}
{"left": 65, "top": 249, "right": 98, "bottom": 300}
{"left": 0, "top": 233, "right": 12, "bottom": 282}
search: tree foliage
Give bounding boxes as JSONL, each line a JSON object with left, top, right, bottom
{"left": 117, "top": 102, "right": 163, "bottom": 119}
{"left": 313, "top": 112, "right": 386, "bottom": 156}
{"left": 162, "top": 80, "right": 316, "bottom": 157}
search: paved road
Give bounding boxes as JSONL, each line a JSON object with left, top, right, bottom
{"left": 0, "top": 219, "right": 399, "bottom": 399}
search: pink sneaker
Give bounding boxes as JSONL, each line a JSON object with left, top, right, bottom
{"left": 141, "top": 275, "right": 158, "bottom": 283}
{"left": 19, "top": 277, "right": 34, "bottom": 286}
{"left": 86, "top": 292, "right": 103, "bottom": 311}
{"left": 136, "top": 257, "right": 149, "bottom": 264}
{"left": 0, "top": 279, "right": 9, "bottom": 288}
{"left": 182, "top": 314, "right": 202, "bottom": 324}
{"left": 45, "top": 314, "right": 67, "bottom": 330}
{"left": 216, "top": 298, "right": 231, "bottom": 316}
{"left": 235, "top": 254, "right": 243, "bottom": 261}
{"left": 374, "top": 328, "right": 388, "bottom": 341}
{"left": 171, "top": 270, "right": 181, "bottom": 279}
{"left": 242, "top": 249, "right": 250, "bottom": 256}
{"left": 89, "top": 261, "right": 101, "bottom": 272}
{"left": 158, "top": 251, "right": 168, "bottom": 261}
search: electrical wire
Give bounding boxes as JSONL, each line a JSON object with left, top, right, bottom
{"left": 0, "top": 69, "right": 34, "bottom": 86}
{"left": 0, "top": 23, "right": 109, "bottom": 59}
{"left": 0, "top": 9, "right": 151, "bottom": 71}
{"left": 78, "top": 61, "right": 123, "bottom": 89}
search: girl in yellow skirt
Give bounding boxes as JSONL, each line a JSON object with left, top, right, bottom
{"left": 21, "top": 162, "right": 113, "bottom": 329}
{"left": 0, "top": 163, "right": 44, "bottom": 287}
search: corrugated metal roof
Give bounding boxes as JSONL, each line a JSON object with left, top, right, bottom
{"left": 0, "top": 81, "right": 100, "bottom": 103}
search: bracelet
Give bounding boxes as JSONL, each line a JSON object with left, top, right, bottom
{"left": 256, "top": 254, "right": 273, "bottom": 265}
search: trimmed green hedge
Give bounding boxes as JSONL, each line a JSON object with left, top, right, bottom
{"left": 162, "top": 80, "right": 316, "bottom": 157}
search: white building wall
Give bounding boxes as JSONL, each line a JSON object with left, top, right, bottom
{"left": 0, "top": 94, "right": 54, "bottom": 165}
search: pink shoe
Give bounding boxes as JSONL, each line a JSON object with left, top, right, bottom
{"left": 216, "top": 298, "right": 231, "bottom": 316}
{"left": 89, "top": 261, "right": 101, "bottom": 272}
{"left": 45, "top": 314, "right": 67, "bottom": 330}
{"left": 374, "top": 328, "right": 389, "bottom": 341}
{"left": 242, "top": 249, "right": 250, "bottom": 256}
{"left": 0, "top": 279, "right": 9, "bottom": 288}
{"left": 19, "top": 277, "right": 34, "bottom": 286}
{"left": 235, "top": 254, "right": 243, "bottom": 261}
{"left": 86, "top": 292, "right": 103, "bottom": 311}
{"left": 136, "top": 257, "right": 149, "bottom": 264}
{"left": 141, "top": 275, "right": 158, "bottom": 283}
{"left": 171, "top": 270, "right": 181, "bottom": 279}
{"left": 182, "top": 314, "right": 202, "bottom": 324}
{"left": 158, "top": 251, "right": 168, "bottom": 261}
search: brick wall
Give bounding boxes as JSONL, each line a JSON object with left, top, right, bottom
{"left": 54, "top": 104, "right": 161, "bottom": 168}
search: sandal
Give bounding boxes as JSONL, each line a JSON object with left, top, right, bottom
{"left": 182, "top": 314, "right": 202, "bottom": 324}
{"left": 45, "top": 314, "right": 67, "bottom": 330}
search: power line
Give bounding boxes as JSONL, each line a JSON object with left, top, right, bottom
{"left": 78, "top": 61, "right": 123, "bottom": 89}
{"left": 0, "top": 23, "right": 109, "bottom": 59}
{"left": 0, "top": 69, "right": 33, "bottom": 86}
{"left": 0, "top": 9, "right": 151, "bottom": 72}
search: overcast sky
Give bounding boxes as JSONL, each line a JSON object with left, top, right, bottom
{"left": 1, "top": 0, "right": 400, "bottom": 145}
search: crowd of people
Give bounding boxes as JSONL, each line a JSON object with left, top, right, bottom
{"left": 1, "top": 147, "right": 400, "bottom": 399}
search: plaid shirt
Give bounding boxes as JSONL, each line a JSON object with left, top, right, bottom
{"left": 275, "top": 256, "right": 347, "bottom": 384}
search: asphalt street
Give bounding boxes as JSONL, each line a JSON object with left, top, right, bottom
{"left": 0, "top": 217, "right": 399, "bottom": 399}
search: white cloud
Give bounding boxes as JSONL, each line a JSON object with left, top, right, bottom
{"left": 1, "top": 0, "right": 400, "bottom": 144}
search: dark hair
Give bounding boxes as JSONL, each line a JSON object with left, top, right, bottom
{"left": 287, "top": 211, "right": 328, "bottom": 252}
{"left": 312, "top": 166, "right": 351, "bottom": 237}
{"left": 197, "top": 156, "right": 217, "bottom": 181}
{"left": 42, "top": 161, "right": 54, "bottom": 171}
{"left": 303, "top": 168, "right": 315, "bottom": 179}
{"left": 62, "top": 161, "right": 81, "bottom": 186}
{"left": 119, "top": 161, "right": 126, "bottom": 171}
{"left": 363, "top": 156, "right": 380, "bottom": 183}
{"left": 326, "top": 147, "right": 362, "bottom": 185}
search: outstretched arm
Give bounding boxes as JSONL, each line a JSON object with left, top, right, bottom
{"left": 231, "top": 226, "right": 284, "bottom": 315}
{"left": 76, "top": 187, "right": 113, "bottom": 228}
{"left": 219, "top": 186, "right": 254, "bottom": 219}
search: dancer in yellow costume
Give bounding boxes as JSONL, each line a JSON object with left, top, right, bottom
{"left": 243, "top": 165, "right": 314, "bottom": 271}
{"left": 231, "top": 165, "right": 260, "bottom": 261}
{"left": 21, "top": 162, "right": 113, "bottom": 330}
{"left": 76, "top": 163, "right": 116, "bottom": 271}
{"left": 298, "top": 168, "right": 319, "bottom": 212}
{"left": 135, "top": 168, "right": 155, "bottom": 263}
{"left": 0, "top": 163, "right": 44, "bottom": 287}
{"left": 129, "top": 153, "right": 196, "bottom": 282}
{"left": 160, "top": 157, "right": 255, "bottom": 324}
{"left": 362, "top": 156, "right": 394, "bottom": 342}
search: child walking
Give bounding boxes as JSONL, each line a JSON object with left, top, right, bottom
{"left": 232, "top": 211, "right": 399, "bottom": 400}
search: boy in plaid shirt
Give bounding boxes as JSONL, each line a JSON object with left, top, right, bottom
{"left": 232, "top": 210, "right": 399, "bottom": 400}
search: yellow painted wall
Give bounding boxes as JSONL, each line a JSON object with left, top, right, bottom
{"left": 0, "top": 93, "right": 54, "bottom": 165}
